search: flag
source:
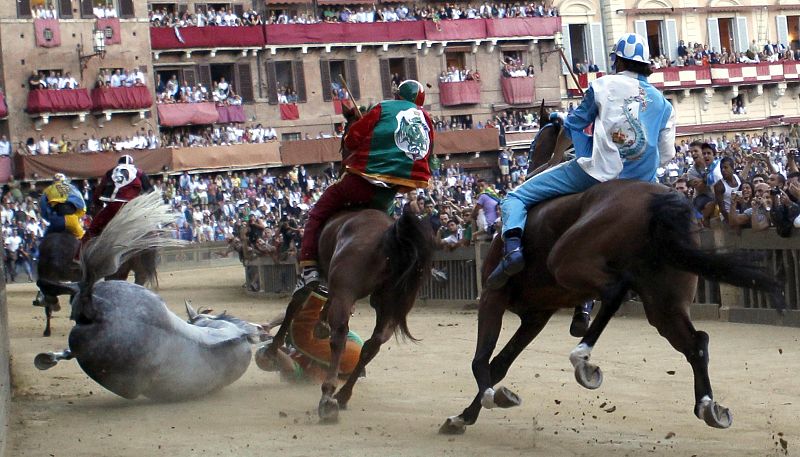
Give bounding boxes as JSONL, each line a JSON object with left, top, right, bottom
{"left": 174, "top": 26, "right": 185, "bottom": 44}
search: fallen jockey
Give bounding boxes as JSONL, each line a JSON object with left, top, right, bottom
{"left": 487, "top": 33, "right": 677, "bottom": 330}
{"left": 40, "top": 173, "right": 86, "bottom": 240}
{"left": 295, "top": 80, "right": 435, "bottom": 292}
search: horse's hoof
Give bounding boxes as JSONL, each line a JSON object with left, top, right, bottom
{"left": 574, "top": 361, "right": 603, "bottom": 390}
{"left": 493, "top": 386, "right": 522, "bottom": 408}
{"left": 318, "top": 397, "right": 340, "bottom": 423}
{"left": 696, "top": 398, "right": 733, "bottom": 429}
{"left": 254, "top": 346, "right": 279, "bottom": 372}
{"left": 34, "top": 353, "right": 57, "bottom": 370}
{"left": 439, "top": 416, "right": 467, "bottom": 435}
{"left": 333, "top": 392, "right": 350, "bottom": 410}
{"left": 313, "top": 321, "right": 331, "bottom": 340}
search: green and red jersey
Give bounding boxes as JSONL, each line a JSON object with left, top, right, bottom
{"left": 344, "top": 100, "right": 434, "bottom": 189}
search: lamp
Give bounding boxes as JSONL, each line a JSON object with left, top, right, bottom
{"left": 77, "top": 29, "right": 107, "bottom": 79}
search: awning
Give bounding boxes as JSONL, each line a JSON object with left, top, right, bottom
{"left": 216, "top": 105, "right": 247, "bottom": 124}
{"left": 27, "top": 89, "right": 92, "bottom": 114}
{"left": 150, "top": 25, "right": 265, "bottom": 50}
{"left": 500, "top": 77, "right": 536, "bottom": 105}
{"left": 91, "top": 86, "right": 153, "bottom": 111}
{"left": 438, "top": 81, "right": 481, "bottom": 106}
{"left": 157, "top": 102, "right": 219, "bottom": 126}
{"left": 14, "top": 143, "right": 282, "bottom": 181}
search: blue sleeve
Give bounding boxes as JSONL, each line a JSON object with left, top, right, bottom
{"left": 67, "top": 185, "right": 86, "bottom": 211}
{"left": 563, "top": 86, "right": 598, "bottom": 139}
{"left": 39, "top": 195, "right": 52, "bottom": 220}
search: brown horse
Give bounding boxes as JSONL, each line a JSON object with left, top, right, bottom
{"left": 439, "top": 115, "right": 783, "bottom": 434}
{"left": 262, "top": 105, "right": 434, "bottom": 422}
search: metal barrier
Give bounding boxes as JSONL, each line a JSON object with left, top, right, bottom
{"left": 242, "top": 229, "right": 800, "bottom": 326}
{"left": 158, "top": 242, "right": 236, "bottom": 269}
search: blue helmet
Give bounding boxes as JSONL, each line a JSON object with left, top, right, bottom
{"left": 610, "top": 33, "right": 650, "bottom": 66}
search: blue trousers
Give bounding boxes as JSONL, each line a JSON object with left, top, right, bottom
{"left": 500, "top": 160, "right": 599, "bottom": 237}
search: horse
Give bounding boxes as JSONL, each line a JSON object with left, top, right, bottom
{"left": 439, "top": 113, "right": 784, "bottom": 434}
{"left": 34, "top": 192, "right": 265, "bottom": 400}
{"left": 34, "top": 222, "right": 159, "bottom": 337}
{"left": 259, "top": 104, "right": 434, "bottom": 422}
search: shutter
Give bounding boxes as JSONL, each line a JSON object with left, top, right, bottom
{"left": 320, "top": 60, "right": 332, "bottom": 102}
{"left": 588, "top": 22, "right": 606, "bottom": 72}
{"left": 664, "top": 19, "right": 677, "bottom": 62}
{"left": 265, "top": 61, "right": 278, "bottom": 104}
{"left": 178, "top": 4, "right": 188, "bottom": 15}
{"left": 233, "top": 4, "right": 244, "bottom": 17}
{"left": 183, "top": 68, "right": 196, "bottom": 87}
{"left": 735, "top": 17, "right": 749, "bottom": 53}
{"left": 707, "top": 18, "right": 721, "bottom": 54}
{"left": 346, "top": 59, "right": 360, "bottom": 100}
{"left": 405, "top": 57, "right": 418, "bottom": 82}
{"left": 379, "top": 59, "right": 392, "bottom": 99}
{"left": 777, "top": 15, "right": 789, "bottom": 47}
{"left": 634, "top": 20, "right": 647, "bottom": 42}
{"left": 561, "top": 24, "right": 572, "bottom": 75}
{"left": 17, "top": 0, "right": 31, "bottom": 18}
{"left": 236, "top": 63, "right": 254, "bottom": 102}
{"left": 292, "top": 60, "right": 306, "bottom": 103}
{"left": 79, "top": 0, "right": 92, "bottom": 18}
{"left": 118, "top": 0, "right": 134, "bottom": 18}
{"left": 58, "top": 0, "right": 72, "bottom": 19}
{"left": 198, "top": 64, "right": 212, "bottom": 90}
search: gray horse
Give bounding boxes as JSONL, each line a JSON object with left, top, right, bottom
{"left": 35, "top": 192, "right": 262, "bottom": 401}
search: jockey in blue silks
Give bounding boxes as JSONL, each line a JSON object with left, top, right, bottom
{"left": 487, "top": 32, "right": 677, "bottom": 293}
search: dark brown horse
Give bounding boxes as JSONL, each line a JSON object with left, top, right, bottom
{"left": 261, "top": 105, "right": 434, "bottom": 422}
{"left": 34, "top": 227, "right": 159, "bottom": 337}
{"left": 439, "top": 114, "right": 783, "bottom": 434}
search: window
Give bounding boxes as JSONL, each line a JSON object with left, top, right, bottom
{"left": 566, "top": 24, "right": 588, "bottom": 70}
{"left": 265, "top": 60, "right": 306, "bottom": 104}
{"left": 80, "top": 0, "right": 133, "bottom": 19}
{"left": 19, "top": 0, "right": 71, "bottom": 19}
{"left": 562, "top": 22, "right": 609, "bottom": 73}
{"left": 282, "top": 132, "right": 301, "bottom": 142}
{"left": 320, "top": 59, "right": 360, "bottom": 102}
{"left": 379, "top": 57, "right": 417, "bottom": 99}
{"left": 205, "top": 63, "right": 253, "bottom": 102}
{"left": 718, "top": 18, "right": 734, "bottom": 54}
{"left": 445, "top": 51, "right": 467, "bottom": 72}
{"left": 787, "top": 16, "right": 800, "bottom": 49}
{"left": 708, "top": 17, "right": 748, "bottom": 54}
{"left": 502, "top": 50, "right": 524, "bottom": 65}
{"left": 732, "top": 94, "right": 746, "bottom": 115}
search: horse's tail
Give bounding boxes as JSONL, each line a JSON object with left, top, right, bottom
{"left": 647, "top": 192, "right": 785, "bottom": 310}
{"left": 75, "top": 193, "right": 185, "bottom": 318}
{"left": 380, "top": 211, "right": 434, "bottom": 340}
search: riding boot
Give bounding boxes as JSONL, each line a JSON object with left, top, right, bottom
{"left": 293, "top": 265, "right": 321, "bottom": 295}
{"left": 569, "top": 300, "right": 594, "bottom": 338}
{"left": 485, "top": 236, "right": 525, "bottom": 289}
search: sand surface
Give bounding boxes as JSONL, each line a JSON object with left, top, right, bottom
{"left": 6, "top": 265, "right": 799, "bottom": 456}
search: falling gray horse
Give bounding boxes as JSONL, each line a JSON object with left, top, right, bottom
{"left": 35, "top": 192, "right": 263, "bottom": 401}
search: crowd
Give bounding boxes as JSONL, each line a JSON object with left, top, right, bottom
{"left": 439, "top": 67, "right": 481, "bottom": 83}
{"left": 155, "top": 75, "right": 242, "bottom": 105}
{"left": 148, "top": 1, "right": 558, "bottom": 28}
{"left": 7, "top": 124, "right": 800, "bottom": 283}
{"left": 650, "top": 39, "right": 800, "bottom": 69}
{"left": 31, "top": 4, "right": 58, "bottom": 19}
{"left": 501, "top": 57, "right": 536, "bottom": 78}
{"left": 658, "top": 132, "right": 800, "bottom": 234}
{"left": 149, "top": 7, "right": 263, "bottom": 27}
{"left": 95, "top": 68, "right": 147, "bottom": 88}
{"left": 28, "top": 71, "right": 80, "bottom": 91}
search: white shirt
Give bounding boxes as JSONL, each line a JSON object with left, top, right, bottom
{"left": 4, "top": 235, "right": 21, "bottom": 252}
{"left": 0, "top": 141, "right": 10, "bottom": 156}
{"left": 87, "top": 138, "right": 100, "bottom": 152}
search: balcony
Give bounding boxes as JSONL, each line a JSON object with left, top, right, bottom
{"left": 649, "top": 66, "right": 712, "bottom": 90}
{"left": 566, "top": 72, "right": 604, "bottom": 97}
{"left": 151, "top": 17, "right": 561, "bottom": 51}
{"left": 91, "top": 86, "right": 153, "bottom": 124}
{"left": 26, "top": 89, "right": 92, "bottom": 128}
{"left": 156, "top": 102, "right": 247, "bottom": 127}
{"left": 500, "top": 76, "right": 536, "bottom": 105}
{"left": 650, "top": 62, "right": 800, "bottom": 92}
{"left": 438, "top": 81, "right": 481, "bottom": 107}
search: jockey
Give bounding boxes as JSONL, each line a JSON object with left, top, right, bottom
{"left": 258, "top": 287, "right": 363, "bottom": 383}
{"left": 82, "top": 154, "right": 153, "bottom": 246}
{"left": 296, "top": 80, "right": 434, "bottom": 291}
{"left": 487, "top": 32, "right": 676, "bottom": 290}
{"left": 40, "top": 173, "right": 86, "bottom": 239}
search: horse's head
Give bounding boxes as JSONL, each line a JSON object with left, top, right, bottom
{"left": 528, "top": 99, "right": 563, "bottom": 171}
{"left": 185, "top": 300, "right": 265, "bottom": 343}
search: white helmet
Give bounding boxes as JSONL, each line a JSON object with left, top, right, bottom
{"left": 610, "top": 33, "right": 650, "bottom": 66}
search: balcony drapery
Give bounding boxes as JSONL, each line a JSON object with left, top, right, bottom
{"left": 500, "top": 77, "right": 535, "bottom": 105}
{"left": 91, "top": 86, "right": 153, "bottom": 111}
{"left": 438, "top": 81, "right": 481, "bottom": 106}
{"left": 27, "top": 89, "right": 92, "bottom": 114}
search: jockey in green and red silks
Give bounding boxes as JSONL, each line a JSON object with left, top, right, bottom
{"left": 296, "top": 80, "right": 434, "bottom": 292}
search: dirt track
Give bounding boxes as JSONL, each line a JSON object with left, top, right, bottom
{"left": 6, "top": 265, "right": 799, "bottom": 456}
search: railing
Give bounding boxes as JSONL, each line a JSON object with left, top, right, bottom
{"left": 500, "top": 76, "right": 535, "bottom": 105}
{"left": 242, "top": 228, "right": 800, "bottom": 327}
{"left": 150, "top": 17, "right": 562, "bottom": 50}
{"left": 650, "top": 61, "right": 800, "bottom": 91}
{"left": 438, "top": 81, "right": 481, "bottom": 106}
